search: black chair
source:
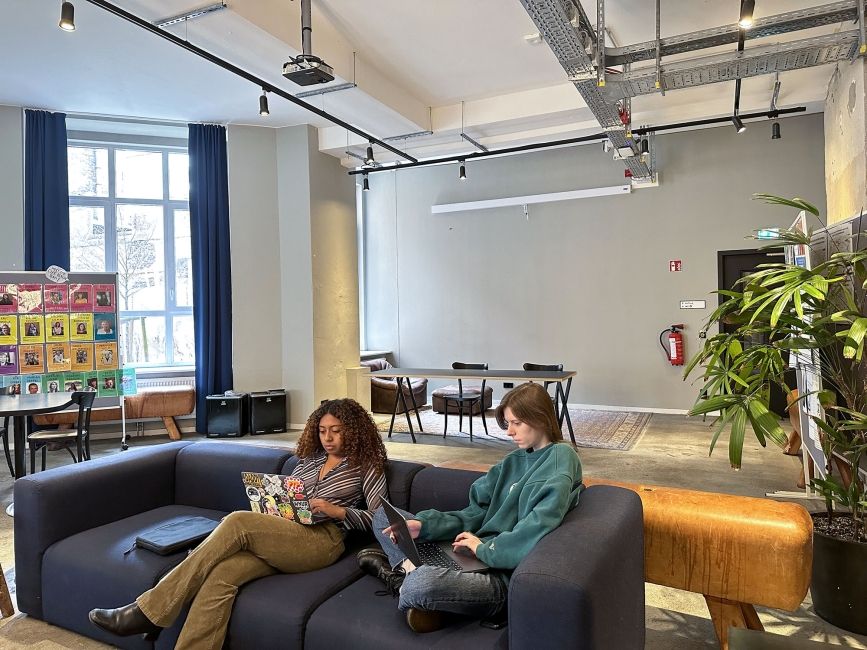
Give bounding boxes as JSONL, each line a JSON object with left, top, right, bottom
{"left": 0, "top": 386, "right": 13, "bottom": 478}
{"left": 522, "top": 362, "right": 565, "bottom": 416}
{"left": 28, "top": 391, "right": 95, "bottom": 473}
{"left": 443, "top": 362, "right": 489, "bottom": 441}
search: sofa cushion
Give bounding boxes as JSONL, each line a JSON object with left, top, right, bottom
{"left": 174, "top": 442, "right": 294, "bottom": 512}
{"left": 305, "top": 575, "right": 508, "bottom": 649}
{"left": 41, "top": 504, "right": 225, "bottom": 649}
{"left": 409, "top": 467, "right": 483, "bottom": 513}
{"left": 225, "top": 551, "right": 364, "bottom": 649}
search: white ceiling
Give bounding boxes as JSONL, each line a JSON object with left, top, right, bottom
{"left": 0, "top": 0, "right": 844, "bottom": 164}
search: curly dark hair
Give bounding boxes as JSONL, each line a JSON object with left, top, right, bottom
{"left": 295, "top": 398, "right": 387, "bottom": 473}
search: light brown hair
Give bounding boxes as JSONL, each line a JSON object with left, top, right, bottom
{"left": 495, "top": 382, "right": 564, "bottom": 443}
{"left": 295, "top": 398, "right": 387, "bottom": 473}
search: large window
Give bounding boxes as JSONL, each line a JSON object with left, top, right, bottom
{"left": 68, "top": 142, "right": 194, "bottom": 368}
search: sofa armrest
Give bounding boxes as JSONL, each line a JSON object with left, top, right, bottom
{"left": 508, "top": 485, "right": 644, "bottom": 650}
{"left": 14, "top": 441, "right": 190, "bottom": 619}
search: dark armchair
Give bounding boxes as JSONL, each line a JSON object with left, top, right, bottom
{"left": 360, "top": 358, "right": 428, "bottom": 414}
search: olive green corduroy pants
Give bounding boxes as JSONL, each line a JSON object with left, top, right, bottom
{"left": 137, "top": 510, "right": 344, "bottom": 650}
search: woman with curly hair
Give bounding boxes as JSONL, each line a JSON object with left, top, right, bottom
{"left": 89, "top": 398, "right": 388, "bottom": 648}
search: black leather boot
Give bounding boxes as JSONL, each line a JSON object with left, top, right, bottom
{"left": 89, "top": 602, "right": 163, "bottom": 641}
{"left": 357, "top": 548, "right": 406, "bottom": 596}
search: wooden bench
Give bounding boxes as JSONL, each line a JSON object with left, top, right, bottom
{"left": 435, "top": 461, "right": 812, "bottom": 650}
{"left": 33, "top": 385, "right": 196, "bottom": 440}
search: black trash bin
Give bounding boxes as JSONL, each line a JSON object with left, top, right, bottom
{"left": 206, "top": 392, "right": 249, "bottom": 437}
{"left": 249, "top": 389, "right": 287, "bottom": 435}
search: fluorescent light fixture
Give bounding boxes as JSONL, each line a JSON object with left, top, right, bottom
{"left": 59, "top": 1, "right": 75, "bottom": 31}
{"left": 431, "top": 184, "right": 631, "bottom": 215}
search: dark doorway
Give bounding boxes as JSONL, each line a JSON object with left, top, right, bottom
{"left": 717, "top": 248, "right": 790, "bottom": 417}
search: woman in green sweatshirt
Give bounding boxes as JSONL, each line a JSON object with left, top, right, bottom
{"left": 359, "top": 381, "right": 583, "bottom": 633}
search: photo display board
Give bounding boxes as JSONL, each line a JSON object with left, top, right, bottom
{"left": 0, "top": 271, "right": 132, "bottom": 404}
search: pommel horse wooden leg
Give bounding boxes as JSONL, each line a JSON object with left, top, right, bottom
{"left": 704, "top": 595, "right": 763, "bottom": 649}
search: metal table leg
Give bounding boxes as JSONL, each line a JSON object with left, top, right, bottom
{"left": 405, "top": 379, "right": 424, "bottom": 432}
{"left": 556, "top": 379, "right": 575, "bottom": 445}
{"left": 396, "top": 378, "right": 417, "bottom": 443}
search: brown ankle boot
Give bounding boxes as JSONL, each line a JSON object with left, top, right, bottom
{"left": 406, "top": 608, "right": 445, "bottom": 633}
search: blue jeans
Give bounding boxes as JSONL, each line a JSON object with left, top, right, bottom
{"left": 371, "top": 506, "right": 508, "bottom": 618}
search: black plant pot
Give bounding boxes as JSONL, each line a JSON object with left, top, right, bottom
{"left": 811, "top": 513, "right": 867, "bottom": 634}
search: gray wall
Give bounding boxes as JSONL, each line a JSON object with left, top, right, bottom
{"left": 363, "top": 113, "right": 827, "bottom": 411}
{"left": 0, "top": 105, "right": 24, "bottom": 270}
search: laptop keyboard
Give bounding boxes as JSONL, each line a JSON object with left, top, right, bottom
{"left": 417, "top": 543, "right": 463, "bottom": 571}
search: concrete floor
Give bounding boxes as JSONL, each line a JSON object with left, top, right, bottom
{"left": 1, "top": 413, "right": 865, "bottom": 649}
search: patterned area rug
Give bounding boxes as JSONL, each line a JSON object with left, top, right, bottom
{"left": 374, "top": 406, "right": 651, "bottom": 451}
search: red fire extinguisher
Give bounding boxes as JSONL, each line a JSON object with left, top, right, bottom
{"left": 659, "top": 324, "right": 685, "bottom": 366}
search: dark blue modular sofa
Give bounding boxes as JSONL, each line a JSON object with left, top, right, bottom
{"left": 14, "top": 441, "right": 645, "bottom": 649}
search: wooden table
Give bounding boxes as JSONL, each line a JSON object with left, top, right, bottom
{"left": 1, "top": 393, "right": 75, "bottom": 516}
{"left": 369, "top": 368, "right": 576, "bottom": 443}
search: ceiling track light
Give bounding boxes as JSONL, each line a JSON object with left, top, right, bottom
{"left": 732, "top": 114, "right": 746, "bottom": 133}
{"left": 59, "top": 1, "right": 76, "bottom": 31}
{"left": 738, "top": 0, "right": 755, "bottom": 29}
{"left": 459, "top": 161, "right": 467, "bottom": 181}
{"left": 258, "top": 90, "right": 270, "bottom": 116}
{"left": 771, "top": 121, "right": 781, "bottom": 139}
{"left": 362, "top": 174, "right": 370, "bottom": 192}
{"left": 640, "top": 137, "right": 650, "bottom": 155}
{"left": 364, "top": 144, "right": 375, "bottom": 166}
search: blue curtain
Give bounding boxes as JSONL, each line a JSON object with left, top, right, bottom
{"left": 188, "top": 124, "right": 233, "bottom": 433}
{"left": 24, "top": 110, "right": 70, "bottom": 271}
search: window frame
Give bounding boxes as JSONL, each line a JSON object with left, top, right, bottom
{"left": 67, "top": 138, "right": 194, "bottom": 370}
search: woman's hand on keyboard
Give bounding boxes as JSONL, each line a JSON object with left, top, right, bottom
{"left": 452, "top": 532, "right": 482, "bottom": 556}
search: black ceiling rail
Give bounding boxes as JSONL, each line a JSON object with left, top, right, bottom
{"left": 348, "top": 106, "right": 806, "bottom": 175}
{"left": 83, "top": 0, "right": 417, "bottom": 163}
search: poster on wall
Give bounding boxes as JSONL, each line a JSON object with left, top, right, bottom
{"left": 93, "top": 284, "right": 115, "bottom": 313}
{"left": 98, "top": 369, "right": 119, "bottom": 397}
{"left": 0, "top": 285, "right": 18, "bottom": 313}
{"left": 94, "top": 314, "right": 117, "bottom": 341}
{"left": 45, "top": 314, "right": 70, "bottom": 342}
{"left": 43, "top": 372, "right": 64, "bottom": 393}
{"left": 17, "top": 284, "right": 44, "bottom": 313}
{"left": 70, "top": 313, "right": 94, "bottom": 341}
{"left": 95, "top": 342, "right": 118, "bottom": 370}
{"left": 0, "top": 315, "right": 17, "bottom": 344}
{"left": 70, "top": 342, "right": 93, "bottom": 372}
{"left": 46, "top": 342, "right": 71, "bottom": 373}
{"left": 69, "top": 284, "right": 94, "bottom": 311}
{"left": 19, "top": 344, "right": 45, "bottom": 373}
{"left": 44, "top": 284, "right": 69, "bottom": 312}
{"left": 20, "top": 314, "right": 45, "bottom": 344}
{"left": 0, "top": 345, "right": 18, "bottom": 375}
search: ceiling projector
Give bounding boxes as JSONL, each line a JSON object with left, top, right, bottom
{"left": 282, "top": 54, "right": 334, "bottom": 86}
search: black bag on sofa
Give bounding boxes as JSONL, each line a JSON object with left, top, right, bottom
{"left": 132, "top": 516, "right": 219, "bottom": 555}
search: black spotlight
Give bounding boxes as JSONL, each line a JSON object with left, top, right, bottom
{"left": 259, "top": 91, "right": 270, "bottom": 117}
{"left": 771, "top": 121, "right": 781, "bottom": 140}
{"left": 364, "top": 145, "right": 375, "bottom": 166}
{"left": 459, "top": 161, "right": 467, "bottom": 181}
{"left": 640, "top": 138, "right": 650, "bottom": 155}
{"left": 732, "top": 115, "right": 746, "bottom": 133}
{"left": 59, "top": 1, "right": 75, "bottom": 31}
{"left": 738, "top": 0, "right": 755, "bottom": 29}
{"left": 362, "top": 174, "right": 370, "bottom": 192}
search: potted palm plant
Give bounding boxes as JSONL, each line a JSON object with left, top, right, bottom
{"left": 684, "top": 194, "right": 867, "bottom": 634}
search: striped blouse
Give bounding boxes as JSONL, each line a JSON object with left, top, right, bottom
{"left": 292, "top": 451, "right": 388, "bottom": 532}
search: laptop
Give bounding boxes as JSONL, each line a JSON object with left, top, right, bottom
{"left": 241, "top": 472, "right": 314, "bottom": 525}
{"left": 381, "top": 499, "right": 488, "bottom": 573}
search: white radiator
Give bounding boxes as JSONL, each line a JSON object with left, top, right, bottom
{"left": 137, "top": 376, "right": 196, "bottom": 389}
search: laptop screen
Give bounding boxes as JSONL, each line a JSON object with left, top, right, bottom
{"left": 380, "top": 499, "right": 422, "bottom": 566}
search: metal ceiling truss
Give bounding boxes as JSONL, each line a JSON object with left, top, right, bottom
{"left": 519, "top": 0, "right": 866, "bottom": 182}
{"left": 607, "top": 1, "right": 860, "bottom": 66}
{"left": 519, "top": 0, "right": 652, "bottom": 180}
{"left": 603, "top": 30, "right": 860, "bottom": 101}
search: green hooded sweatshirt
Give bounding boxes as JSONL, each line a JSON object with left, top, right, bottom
{"left": 416, "top": 442, "right": 582, "bottom": 570}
